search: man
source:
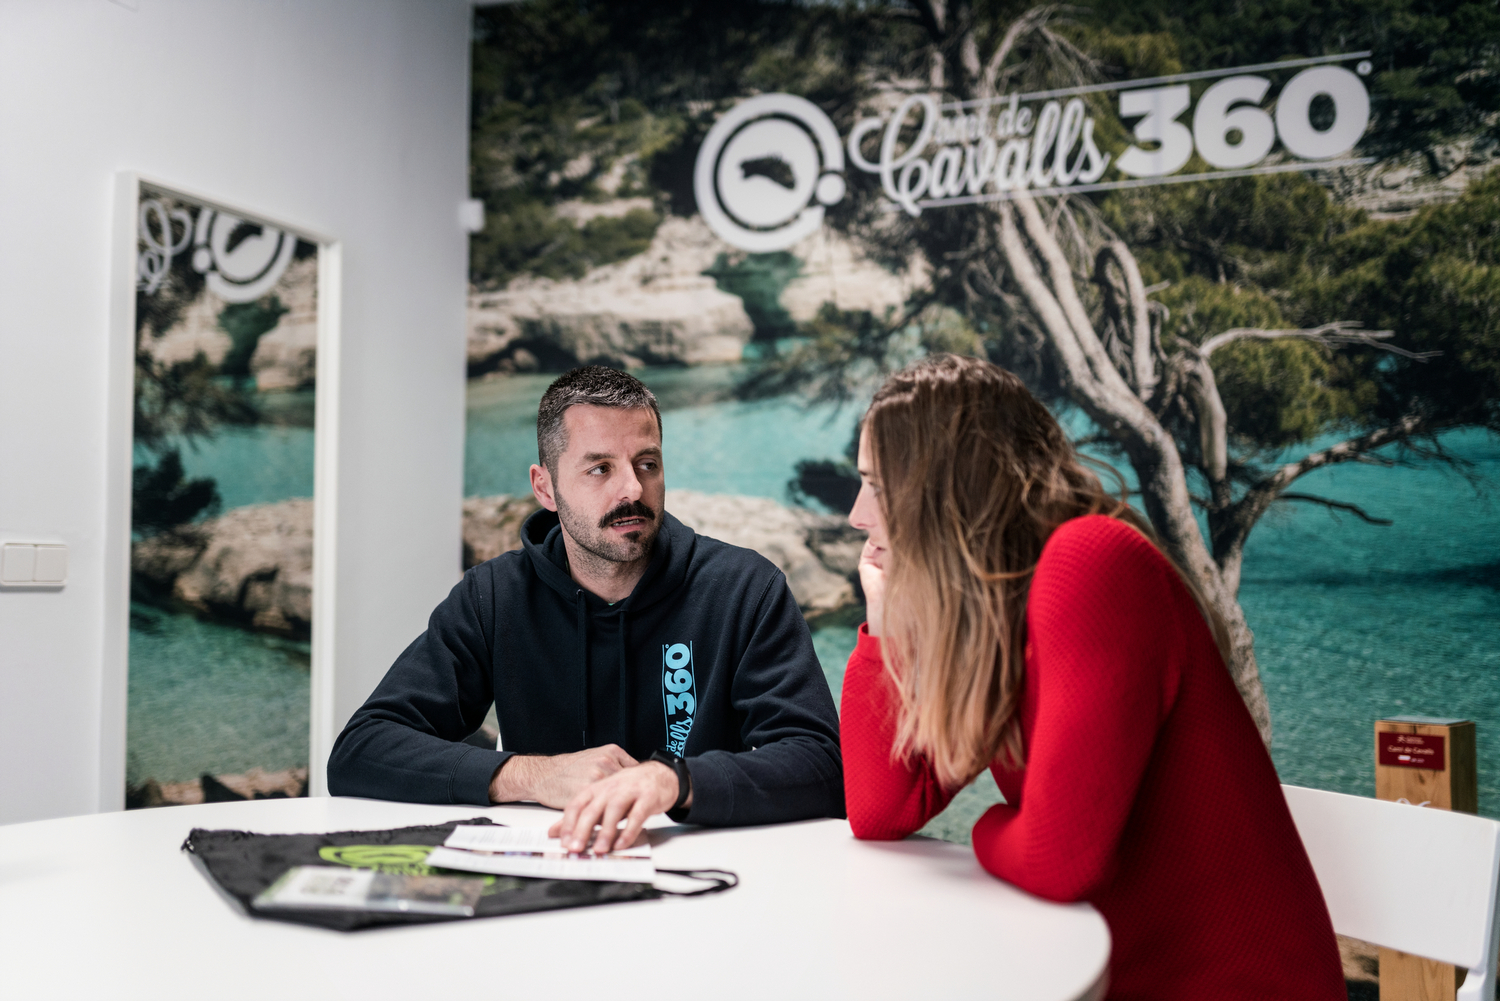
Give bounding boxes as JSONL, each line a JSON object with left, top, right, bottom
{"left": 328, "top": 366, "right": 844, "bottom": 854}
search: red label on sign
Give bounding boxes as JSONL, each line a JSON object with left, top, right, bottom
{"left": 1378, "top": 731, "right": 1446, "bottom": 771}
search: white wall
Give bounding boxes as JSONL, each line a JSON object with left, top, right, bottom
{"left": 0, "top": 0, "right": 473, "bottom": 825}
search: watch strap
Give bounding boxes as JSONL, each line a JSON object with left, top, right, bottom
{"left": 649, "top": 749, "right": 691, "bottom": 821}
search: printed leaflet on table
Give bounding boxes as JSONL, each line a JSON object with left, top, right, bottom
{"left": 424, "top": 824, "right": 655, "bottom": 883}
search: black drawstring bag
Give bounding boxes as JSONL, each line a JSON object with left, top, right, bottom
{"left": 182, "top": 817, "right": 736, "bottom": 932}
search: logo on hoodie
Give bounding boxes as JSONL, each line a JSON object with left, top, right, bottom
{"left": 661, "top": 642, "right": 697, "bottom": 755}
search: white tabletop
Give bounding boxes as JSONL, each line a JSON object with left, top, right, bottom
{"left": 0, "top": 797, "right": 1109, "bottom": 1000}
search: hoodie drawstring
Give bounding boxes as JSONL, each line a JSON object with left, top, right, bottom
{"left": 576, "top": 593, "right": 636, "bottom": 754}
{"left": 576, "top": 590, "right": 589, "bottom": 747}
{"left": 618, "top": 611, "right": 632, "bottom": 751}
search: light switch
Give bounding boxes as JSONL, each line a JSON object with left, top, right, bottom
{"left": 33, "top": 545, "right": 67, "bottom": 584}
{"left": 2, "top": 544, "right": 36, "bottom": 583}
{"left": 0, "top": 537, "right": 66, "bottom": 588}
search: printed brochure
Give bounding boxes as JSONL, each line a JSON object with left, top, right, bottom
{"left": 425, "top": 824, "right": 655, "bottom": 883}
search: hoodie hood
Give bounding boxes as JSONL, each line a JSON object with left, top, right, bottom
{"left": 520, "top": 507, "right": 694, "bottom": 615}
{"left": 518, "top": 507, "right": 697, "bottom": 748}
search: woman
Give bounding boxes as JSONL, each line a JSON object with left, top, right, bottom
{"left": 842, "top": 355, "right": 1345, "bottom": 1000}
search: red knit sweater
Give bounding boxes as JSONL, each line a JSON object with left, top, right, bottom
{"left": 842, "top": 515, "right": 1346, "bottom": 1000}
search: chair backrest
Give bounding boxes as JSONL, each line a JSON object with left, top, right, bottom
{"left": 1284, "top": 784, "right": 1500, "bottom": 997}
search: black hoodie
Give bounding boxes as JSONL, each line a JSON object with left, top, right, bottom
{"left": 327, "top": 508, "right": 845, "bottom": 826}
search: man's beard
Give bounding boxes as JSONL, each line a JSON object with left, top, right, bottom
{"left": 554, "top": 491, "right": 661, "bottom": 567}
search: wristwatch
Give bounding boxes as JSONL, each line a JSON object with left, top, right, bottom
{"left": 648, "top": 748, "right": 692, "bottom": 822}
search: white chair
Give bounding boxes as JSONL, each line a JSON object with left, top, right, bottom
{"left": 1284, "top": 784, "right": 1500, "bottom": 1000}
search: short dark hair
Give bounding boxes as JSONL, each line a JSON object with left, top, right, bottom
{"left": 536, "top": 366, "right": 662, "bottom": 470}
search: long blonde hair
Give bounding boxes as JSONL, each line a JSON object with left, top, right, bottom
{"left": 866, "top": 355, "right": 1221, "bottom": 789}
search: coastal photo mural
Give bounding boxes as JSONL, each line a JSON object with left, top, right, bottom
{"left": 127, "top": 183, "right": 318, "bottom": 808}
{"left": 463, "top": 0, "right": 1499, "bottom": 843}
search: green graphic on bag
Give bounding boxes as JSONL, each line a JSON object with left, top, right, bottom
{"left": 318, "top": 844, "right": 440, "bottom": 875}
{"left": 318, "top": 844, "right": 521, "bottom": 893}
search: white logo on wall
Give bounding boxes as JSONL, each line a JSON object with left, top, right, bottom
{"left": 694, "top": 93, "right": 848, "bottom": 253}
{"left": 138, "top": 197, "right": 298, "bottom": 304}
{"left": 695, "top": 53, "right": 1373, "bottom": 249}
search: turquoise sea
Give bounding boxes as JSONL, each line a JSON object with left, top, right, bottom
{"left": 1242, "top": 434, "right": 1500, "bottom": 808}
{"left": 126, "top": 390, "right": 316, "bottom": 788}
{"left": 127, "top": 602, "right": 311, "bottom": 784}
{"left": 464, "top": 367, "right": 857, "bottom": 498}
{"left": 130, "top": 368, "right": 1500, "bottom": 839}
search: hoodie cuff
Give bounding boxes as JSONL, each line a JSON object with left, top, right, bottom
{"left": 674, "top": 755, "right": 729, "bottom": 827}
{"left": 450, "top": 746, "right": 512, "bottom": 805}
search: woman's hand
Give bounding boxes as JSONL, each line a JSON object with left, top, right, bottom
{"left": 858, "top": 538, "right": 887, "bottom": 636}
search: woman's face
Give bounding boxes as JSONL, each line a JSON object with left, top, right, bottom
{"left": 849, "top": 428, "right": 888, "bottom": 568}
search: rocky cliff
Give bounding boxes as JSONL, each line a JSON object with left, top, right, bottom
{"left": 664, "top": 490, "right": 859, "bottom": 616}
{"left": 1331, "top": 135, "right": 1500, "bottom": 219}
{"left": 135, "top": 492, "right": 863, "bottom": 635}
{"left": 466, "top": 205, "right": 924, "bottom": 374}
{"left": 461, "top": 494, "right": 538, "bottom": 567}
{"left": 127, "top": 766, "right": 309, "bottom": 809}
{"left": 468, "top": 215, "right": 754, "bottom": 373}
{"left": 462, "top": 490, "right": 862, "bottom": 620}
{"left": 248, "top": 255, "right": 317, "bottom": 391}
{"left": 133, "top": 498, "right": 313, "bottom": 637}
{"left": 140, "top": 255, "right": 317, "bottom": 392}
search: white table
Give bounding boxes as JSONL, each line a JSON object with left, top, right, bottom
{"left": 0, "top": 797, "right": 1109, "bottom": 1000}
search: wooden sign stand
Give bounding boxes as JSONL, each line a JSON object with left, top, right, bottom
{"left": 1374, "top": 716, "right": 1478, "bottom": 1001}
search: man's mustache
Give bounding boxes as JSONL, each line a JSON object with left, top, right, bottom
{"left": 598, "top": 500, "right": 657, "bottom": 529}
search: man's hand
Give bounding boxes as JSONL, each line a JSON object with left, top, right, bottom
{"left": 858, "top": 537, "right": 887, "bottom": 637}
{"left": 548, "top": 761, "right": 688, "bottom": 855}
{"left": 488, "top": 745, "right": 637, "bottom": 808}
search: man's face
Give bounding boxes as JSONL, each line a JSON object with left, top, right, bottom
{"left": 532, "top": 404, "right": 665, "bottom": 565}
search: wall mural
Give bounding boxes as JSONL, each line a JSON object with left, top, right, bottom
{"left": 463, "top": 0, "right": 1499, "bottom": 846}
{"left": 127, "top": 183, "right": 318, "bottom": 808}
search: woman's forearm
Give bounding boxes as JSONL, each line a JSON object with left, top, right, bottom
{"left": 840, "top": 627, "right": 954, "bottom": 839}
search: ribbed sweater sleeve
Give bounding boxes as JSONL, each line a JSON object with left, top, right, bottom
{"left": 841, "top": 517, "right": 1182, "bottom": 894}
{"left": 967, "top": 519, "right": 1182, "bottom": 902}
{"left": 841, "top": 625, "right": 955, "bottom": 839}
